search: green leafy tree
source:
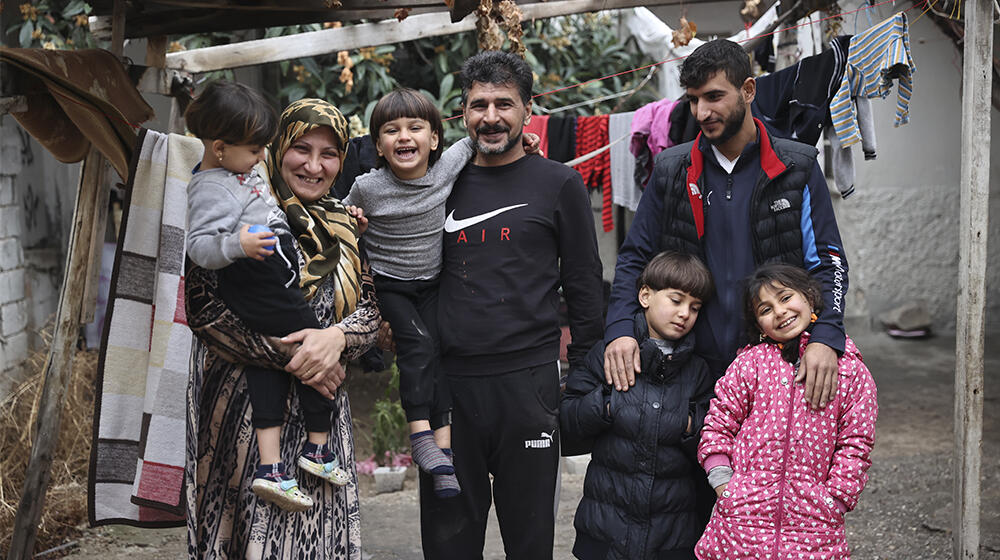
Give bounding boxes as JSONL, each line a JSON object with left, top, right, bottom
{"left": 177, "top": 12, "right": 658, "bottom": 140}
{"left": 5, "top": 0, "right": 96, "bottom": 49}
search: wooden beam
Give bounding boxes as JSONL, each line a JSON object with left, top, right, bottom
{"left": 6, "top": 147, "right": 104, "bottom": 560}
{"left": 954, "top": 0, "right": 991, "bottom": 556}
{"left": 164, "top": 0, "right": 692, "bottom": 73}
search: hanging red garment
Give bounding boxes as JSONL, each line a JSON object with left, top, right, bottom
{"left": 573, "top": 115, "right": 613, "bottom": 232}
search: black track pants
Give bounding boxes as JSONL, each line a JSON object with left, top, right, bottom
{"left": 419, "top": 362, "right": 561, "bottom": 560}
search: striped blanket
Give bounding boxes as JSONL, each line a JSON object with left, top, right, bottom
{"left": 89, "top": 128, "right": 202, "bottom": 526}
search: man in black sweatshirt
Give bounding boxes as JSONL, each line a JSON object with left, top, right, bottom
{"left": 418, "top": 51, "right": 604, "bottom": 559}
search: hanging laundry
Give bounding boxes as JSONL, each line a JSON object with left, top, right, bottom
{"left": 668, "top": 99, "right": 700, "bottom": 147}
{"left": 523, "top": 114, "right": 550, "bottom": 158}
{"left": 547, "top": 115, "right": 577, "bottom": 163}
{"left": 609, "top": 111, "right": 641, "bottom": 212}
{"left": 574, "top": 115, "right": 613, "bottom": 232}
{"left": 830, "top": 12, "right": 915, "bottom": 149}
{"left": 752, "top": 35, "right": 852, "bottom": 147}
{"left": 827, "top": 125, "right": 856, "bottom": 198}
{"left": 630, "top": 98, "right": 678, "bottom": 187}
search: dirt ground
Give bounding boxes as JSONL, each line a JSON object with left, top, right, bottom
{"left": 61, "top": 330, "right": 1000, "bottom": 559}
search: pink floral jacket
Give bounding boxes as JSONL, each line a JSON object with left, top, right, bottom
{"left": 696, "top": 333, "right": 877, "bottom": 560}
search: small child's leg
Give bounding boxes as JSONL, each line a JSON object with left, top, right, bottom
{"left": 432, "top": 448, "right": 461, "bottom": 498}
{"left": 433, "top": 424, "right": 451, "bottom": 451}
{"left": 410, "top": 420, "right": 454, "bottom": 475}
{"left": 256, "top": 426, "right": 282, "bottom": 465}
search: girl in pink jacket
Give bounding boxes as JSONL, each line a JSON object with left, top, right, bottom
{"left": 696, "top": 264, "right": 877, "bottom": 560}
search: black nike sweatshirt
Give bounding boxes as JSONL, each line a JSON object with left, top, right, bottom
{"left": 438, "top": 154, "right": 604, "bottom": 376}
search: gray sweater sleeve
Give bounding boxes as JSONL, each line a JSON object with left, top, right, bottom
{"left": 186, "top": 178, "right": 247, "bottom": 269}
{"left": 431, "top": 137, "right": 474, "bottom": 184}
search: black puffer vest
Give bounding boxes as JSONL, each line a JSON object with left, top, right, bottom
{"left": 651, "top": 120, "right": 819, "bottom": 267}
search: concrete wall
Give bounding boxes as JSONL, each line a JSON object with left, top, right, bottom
{"left": 830, "top": 9, "right": 1000, "bottom": 332}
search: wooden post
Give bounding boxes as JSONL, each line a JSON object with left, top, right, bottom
{"left": 111, "top": 0, "right": 126, "bottom": 58}
{"left": 79, "top": 158, "right": 110, "bottom": 324}
{"left": 7, "top": 147, "right": 104, "bottom": 560}
{"left": 954, "top": 0, "right": 992, "bottom": 557}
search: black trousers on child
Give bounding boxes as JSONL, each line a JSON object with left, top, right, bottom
{"left": 373, "top": 274, "right": 451, "bottom": 429}
{"left": 217, "top": 232, "right": 334, "bottom": 432}
{"left": 419, "top": 363, "right": 561, "bottom": 560}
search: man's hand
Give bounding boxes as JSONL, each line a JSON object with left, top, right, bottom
{"left": 797, "top": 342, "right": 839, "bottom": 408}
{"left": 603, "top": 336, "right": 640, "bottom": 391}
{"left": 239, "top": 224, "right": 275, "bottom": 261}
{"left": 522, "top": 132, "right": 543, "bottom": 156}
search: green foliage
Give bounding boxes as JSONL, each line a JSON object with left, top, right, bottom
{"left": 5, "top": 0, "right": 96, "bottom": 49}
{"left": 176, "top": 12, "right": 657, "bottom": 143}
{"left": 370, "top": 362, "right": 408, "bottom": 466}
{"left": 524, "top": 12, "right": 661, "bottom": 115}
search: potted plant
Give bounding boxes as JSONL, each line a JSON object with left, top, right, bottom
{"left": 370, "top": 363, "right": 410, "bottom": 493}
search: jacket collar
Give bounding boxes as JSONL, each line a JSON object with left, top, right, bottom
{"left": 684, "top": 117, "right": 788, "bottom": 239}
{"left": 632, "top": 312, "right": 695, "bottom": 383}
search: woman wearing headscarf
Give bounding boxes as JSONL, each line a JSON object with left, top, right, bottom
{"left": 184, "top": 99, "right": 379, "bottom": 559}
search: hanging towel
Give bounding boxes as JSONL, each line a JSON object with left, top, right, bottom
{"left": 546, "top": 115, "right": 577, "bottom": 163}
{"left": 830, "top": 12, "right": 915, "bottom": 148}
{"left": 523, "top": 114, "right": 550, "bottom": 158}
{"left": 89, "top": 128, "right": 203, "bottom": 525}
{"left": 609, "top": 111, "right": 641, "bottom": 212}
{"left": 0, "top": 47, "right": 154, "bottom": 179}
{"left": 574, "top": 115, "right": 613, "bottom": 232}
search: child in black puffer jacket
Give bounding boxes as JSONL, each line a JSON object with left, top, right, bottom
{"left": 561, "top": 251, "right": 715, "bottom": 560}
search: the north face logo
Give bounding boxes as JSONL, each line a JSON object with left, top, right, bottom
{"left": 688, "top": 182, "right": 701, "bottom": 197}
{"left": 770, "top": 198, "right": 791, "bottom": 212}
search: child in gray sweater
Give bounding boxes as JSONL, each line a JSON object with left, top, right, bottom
{"left": 185, "top": 81, "right": 348, "bottom": 513}
{"left": 343, "top": 88, "right": 471, "bottom": 498}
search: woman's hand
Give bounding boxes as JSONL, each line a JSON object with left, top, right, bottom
{"left": 282, "top": 326, "right": 347, "bottom": 387}
{"left": 376, "top": 320, "right": 395, "bottom": 352}
{"left": 714, "top": 483, "right": 728, "bottom": 498}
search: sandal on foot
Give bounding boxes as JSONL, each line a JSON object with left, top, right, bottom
{"left": 251, "top": 477, "right": 313, "bottom": 512}
{"left": 298, "top": 455, "right": 351, "bottom": 486}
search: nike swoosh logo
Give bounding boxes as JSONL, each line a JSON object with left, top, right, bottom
{"left": 443, "top": 204, "right": 527, "bottom": 233}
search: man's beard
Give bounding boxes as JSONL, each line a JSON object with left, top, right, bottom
{"left": 473, "top": 124, "right": 521, "bottom": 155}
{"left": 701, "top": 100, "right": 746, "bottom": 146}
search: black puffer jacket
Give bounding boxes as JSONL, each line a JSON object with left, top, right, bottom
{"left": 560, "top": 314, "right": 714, "bottom": 560}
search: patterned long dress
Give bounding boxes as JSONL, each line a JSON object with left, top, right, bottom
{"left": 184, "top": 260, "right": 380, "bottom": 560}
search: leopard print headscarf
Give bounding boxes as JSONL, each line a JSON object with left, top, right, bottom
{"left": 265, "top": 98, "right": 361, "bottom": 319}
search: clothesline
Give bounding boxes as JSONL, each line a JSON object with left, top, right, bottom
{"left": 443, "top": 0, "right": 919, "bottom": 122}
{"left": 563, "top": 130, "right": 629, "bottom": 167}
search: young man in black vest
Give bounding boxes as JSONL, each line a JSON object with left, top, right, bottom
{"left": 419, "top": 50, "right": 604, "bottom": 559}
{"left": 605, "top": 39, "right": 848, "bottom": 409}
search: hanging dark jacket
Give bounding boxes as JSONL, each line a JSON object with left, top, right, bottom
{"left": 561, "top": 313, "right": 714, "bottom": 560}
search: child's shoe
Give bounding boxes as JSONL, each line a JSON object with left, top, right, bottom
{"left": 299, "top": 444, "right": 351, "bottom": 487}
{"left": 251, "top": 464, "right": 312, "bottom": 512}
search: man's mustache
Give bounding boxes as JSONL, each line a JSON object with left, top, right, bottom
{"left": 476, "top": 124, "right": 511, "bottom": 135}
